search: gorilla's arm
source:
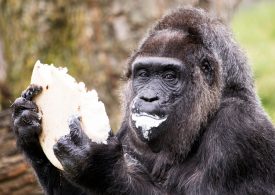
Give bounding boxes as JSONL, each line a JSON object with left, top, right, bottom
{"left": 53, "top": 118, "right": 163, "bottom": 195}
{"left": 169, "top": 97, "right": 275, "bottom": 195}
{"left": 12, "top": 85, "right": 86, "bottom": 195}
{"left": 197, "top": 97, "right": 275, "bottom": 194}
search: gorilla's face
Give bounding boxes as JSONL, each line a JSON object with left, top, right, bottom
{"left": 130, "top": 56, "right": 189, "bottom": 142}
{"left": 126, "top": 30, "right": 222, "bottom": 151}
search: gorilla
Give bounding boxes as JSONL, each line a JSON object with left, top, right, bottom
{"left": 12, "top": 7, "right": 275, "bottom": 195}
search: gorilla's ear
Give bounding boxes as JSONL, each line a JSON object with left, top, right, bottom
{"left": 200, "top": 58, "right": 214, "bottom": 86}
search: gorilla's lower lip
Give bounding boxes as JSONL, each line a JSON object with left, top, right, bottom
{"left": 131, "top": 112, "right": 168, "bottom": 140}
{"left": 132, "top": 112, "right": 168, "bottom": 140}
{"left": 133, "top": 112, "right": 167, "bottom": 120}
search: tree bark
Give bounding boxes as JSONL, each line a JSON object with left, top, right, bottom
{"left": 0, "top": 37, "right": 6, "bottom": 84}
{"left": 196, "top": 0, "right": 242, "bottom": 23}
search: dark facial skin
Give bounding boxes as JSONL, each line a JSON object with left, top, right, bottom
{"left": 130, "top": 56, "right": 188, "bottom": 142}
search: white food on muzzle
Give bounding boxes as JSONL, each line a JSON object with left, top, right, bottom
{"left": 31, "top": 60, "right": 110, "bottom": 170}
{"left": 131, "top": 112, "right": 167, "bottom": 140}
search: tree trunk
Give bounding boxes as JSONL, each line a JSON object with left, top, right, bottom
{"left": 0, "top": 37, "right": 11, "bottom": 110}
{"left": 196, "top": 0, "right": 242, "bottom": 23}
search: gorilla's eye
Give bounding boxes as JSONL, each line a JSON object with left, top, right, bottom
{"left": 137, "top": 69, "right": 149, "bottom": 78}
{"left": 163, "top": 71, "right": 177, "bottom": 81}
{"left": 201, "top": 59, "right": 212, "bottom": 74}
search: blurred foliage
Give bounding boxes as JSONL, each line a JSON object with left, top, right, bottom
{"left": 232, "top": 0, "right": 275, "bottom": 123}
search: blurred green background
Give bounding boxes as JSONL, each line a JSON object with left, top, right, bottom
{"left": 232, "top": 1, "right": 275, "bottom": 123}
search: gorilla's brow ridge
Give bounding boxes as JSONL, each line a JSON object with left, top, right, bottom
{"left": 132, "top": 56, "right": 183, "bottom": 68}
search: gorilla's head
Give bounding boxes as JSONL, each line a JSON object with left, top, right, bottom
{"left": 122, "top": 8, "right": 253, "bottom": 156}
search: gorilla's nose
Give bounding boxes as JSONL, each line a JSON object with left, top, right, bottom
{"left": 139, "top": 90, "right": 160, "bottom": 103}
{"left": 140, "top": 95, "right": 159, "bottom": 103}
{"left": 133, "top": 94, "right": 165, "bottom": 117}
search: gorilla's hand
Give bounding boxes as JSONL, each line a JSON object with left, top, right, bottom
{"left": 13, "top": 86, "right": 87, "bottom": 194}
{"left": 53, "top": 116, "right": 93, "bottom": 178}
{"left": 54, "top": 116, "right": 123, "bottom": 189}
{"left": 12, "top": 85, "right": 43, "bottom": 156}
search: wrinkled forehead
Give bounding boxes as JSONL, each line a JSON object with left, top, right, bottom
{"left": 139, "top": 30, "right": 194, "bottom": 57}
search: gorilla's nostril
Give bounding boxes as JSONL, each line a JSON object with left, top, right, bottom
{"left": 140, "top": 96, "right": 159, "bottom": 102}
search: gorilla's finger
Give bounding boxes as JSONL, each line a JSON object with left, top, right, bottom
{"left": 57, "top": 135, "right": 74, "bottom": 152}
{"left": 68, "top": 115, "right": 82, "bottom": 131}
{"left": 21, "top": 84, "right": 42, "bottom": 101}
{"left": 16, "top": 125, "right": 42, "bottom": 144}
{"left": 13, "top": 114, "right": 42, "bottom": 146}
{"left": 70, "top": 127, "right": 82, "bottom": 145}
{"left": 14, "top": 109, "right": 41, "bottom": 127}
{"left": 12, "top": 97, "right": 39, "bottom": 115}
{"left": 53, "top": 135, "right": 74, "bottom": 159}
{"left": 68, "top": 115, "right": 89, "bottom": 145}
{"left": 18, "top": 121, "right": 41, "bottom": 137}
{"left": 53, "top": 144, "right": 65, "bottom": 161}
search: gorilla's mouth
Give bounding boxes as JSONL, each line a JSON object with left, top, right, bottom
{"left": 133, "top": 112, "right": 166, "bottom": 120}
{"left": 131, "top": 112, "right": 168, "bottom": 141}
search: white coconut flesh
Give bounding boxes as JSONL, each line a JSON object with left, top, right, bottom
{"left": 30, "top": 60, "right": 110, "bottom": 170}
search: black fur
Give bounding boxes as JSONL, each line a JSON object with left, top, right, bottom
{"left": 12, "top": 8, "right": 275, "bottom": 195}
